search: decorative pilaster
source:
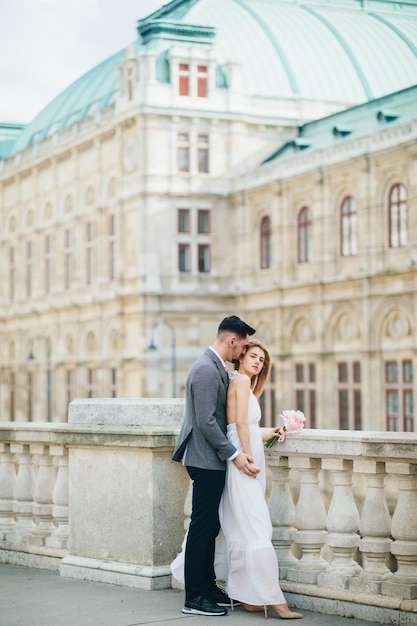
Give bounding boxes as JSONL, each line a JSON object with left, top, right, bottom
{"left": 382, "top": 463, "right": 417, "bottom": 599}
{"left": 267, "top": 455, "right": 297, "bottom": 578}
{"left": 46, "top": 446, "right": 69, "bottom": 552}
{"left": 0, "top": 443, "right": 16, "bottom": 544}
{"left": 318, "top": 459, "right": 361, "bottom": 588}
{"left": 351, "top": 460, "right": 392, "bottom": 593}
{"left": 286, "top": 458, "right": 327, "bottom": 584}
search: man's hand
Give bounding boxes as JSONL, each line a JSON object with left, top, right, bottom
{"left": 233, "top": 451, "right": 260, "bottom": 477}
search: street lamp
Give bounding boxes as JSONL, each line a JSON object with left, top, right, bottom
{"left": 147, "top": 320, "right": 177, "bottom": 398}
{"left": 27, "top": 336, "right": 52, "bottom": 422}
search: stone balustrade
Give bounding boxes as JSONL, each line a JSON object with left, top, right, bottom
{"left": 1, "top": 399, "right": 417, "bottom": 624}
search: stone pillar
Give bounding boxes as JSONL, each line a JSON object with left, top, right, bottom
{"left": 352, "top": 460, "right": 392, "bottom": 593}
{"left": 267, "top": 454, "right": 297, "bottom": 578}
{"left": 287, "top": 457, "right": 327, "bottom": 584}
{"left": 60, "top": 398, "right": 187, "bottom": 590}
{"left": 318, "top": 459, "right": 361, "bottom": 588}
{"left": 382, "top": 463, "right": 417, "bottom": 599}
{"left": 0, "top": 443, "right": 16, "bottom": 543}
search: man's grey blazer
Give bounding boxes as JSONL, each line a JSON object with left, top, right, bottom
{"left": 172, "top": 348, "right": 237, "bottom": 470}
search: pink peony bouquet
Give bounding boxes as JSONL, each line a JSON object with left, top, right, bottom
{"left": 265, "top": 409, "right": 306, "bottom": 448}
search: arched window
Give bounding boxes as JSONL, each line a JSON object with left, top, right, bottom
{"left": 260, "top": 215, "right": 271, "bottom": 269}
{"left": 298, "top": 207, "right": 312, "bottom": 263}
{"left": 340, "top": 195, "right": 357, "bottom": 256}
{"left": 389, "top": 183, "right": 407, "bottom": 248}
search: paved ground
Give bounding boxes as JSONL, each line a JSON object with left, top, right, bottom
{"left": 1, "top": 564, "right": 389, "bottom": 626}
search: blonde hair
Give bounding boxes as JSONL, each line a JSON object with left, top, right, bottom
{"left": 233, "top": 339, "right": 271, "bottom": 398}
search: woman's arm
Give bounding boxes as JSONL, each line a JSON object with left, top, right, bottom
{"left": 233, "top": 375, "right": 252, "bottom": 457}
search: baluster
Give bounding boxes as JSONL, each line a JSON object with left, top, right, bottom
{"left": 30, "top": 444, "right": 56, "bottom": 548}
{"left": 11, "top": 444, "right": 36, "bottom": 548}
{"left": 46, "top": 446, "right": 69, "bottom": 552}
{"left": 382, "top": 463, "right": 417, "bottom": 599}
{"left": 0, "top": 443, "right": 16, "bottom": 543}
{"left": 267, "top": 454, "right": 297, "bottom": 579}
{"left": 350, "top": 460, "right": 392, "bottom": 593}
{"left": 286, "top": 457, "right": 327, "bottom": 584}
{"left": 318, "top": 459, "right": 361, "bottom": 589}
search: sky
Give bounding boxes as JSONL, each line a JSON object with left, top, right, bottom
{"left": 0, "top": 0, "right": 166, "bottom": 124}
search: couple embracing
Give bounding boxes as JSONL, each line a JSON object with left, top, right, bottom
{"left": 172, "top": 316, "right": 302, "bottom": 619}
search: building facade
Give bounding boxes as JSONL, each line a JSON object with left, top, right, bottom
{"left": 1, "top": 0, "right": 417, "bottom": 427}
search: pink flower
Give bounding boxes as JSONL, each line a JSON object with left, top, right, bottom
{"left": 282, "top": 409, "right": 306, "bottom": 433}
{"left": 265, "top": 409, "right": 306, "bottom": 448}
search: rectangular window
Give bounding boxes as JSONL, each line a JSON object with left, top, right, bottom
{"left": 178, "top": 133, "right": 190, "bottom": 172}
{"left": 385, "top": 359, "right": 413, "bottom": 431}
{"left": 86, "top": 222, "right": 95, "bottom": 285}
{"left": 27, "top": 372, "right": 33, "bottom": 422}
{"left": 295, "top": 363, "right": 304, "bottom": 383}
{"left": 66, "top": 369, "right": 76, "bottom": 408}
{"left": 9, "top": 246, "right": 15, "bottom": 301}
{"left": 86, "top": 368, "right": 97, "bottom": 398}
{"left": 197, "top": 65, "right": 208, "bottom": 98}
{"left": 179, "top": 63, "right": 190, "bottom": 96}
{"left": 294, "top": 363, "right": 316, "bottom": 428}
{"left": 108, "top": 215, "right": 116, "bottom": 281}
{"left": 198, "top": 209, "right": 210, "bottom": 234}
{"left": 110, "top": 368, "right": 117, "bottom": 398}
{"left": 387, "top": 390, "right": 399, "bottom": 431}
{"left": 64, "top": 229, "right": 74, "bottom": 289}
{"left": 45, "top": 235, "right": 54, "bottom": 293}
{"left": 26, "top": 241, "right": 33, "bottom": 297}
{"left": 337, "top": 361, "right": 362, "bottom": 430}
{"left": 178, "top": 209, "right": 190, "bottom": 233}
{"left": 197, "top": 133, "right": 209, "bottom": 173}
{"left": 386, "top": 361, "right": 398, "bottom": 383}
{"left": 198, "top": 244, "right": 210, "bottom": 272}
{"left": 9, "top": 371, "right": 15, "bottom": 421}
{"left": 178, "top": 243, "right": 191, "bottom": 272}
{"left": 339, "top": 390, "right": 349, "bottom": 430}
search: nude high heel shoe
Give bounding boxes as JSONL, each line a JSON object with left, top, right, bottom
{"left": 242, "top": 603, "right": 268, "bottom": 618}
{"left": 271, "top": 603, "right": 303, "bottom": 619}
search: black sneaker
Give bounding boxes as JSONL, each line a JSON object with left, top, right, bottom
{"left": 182, "top": 595, "right": 228, "bottom": 616}
{"left": 207, "top": 586, "right": 237, "bottom": 607}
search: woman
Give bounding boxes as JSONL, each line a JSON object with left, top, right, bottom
{"left": 219, "top": 339, "right": 302, "bottom": 619}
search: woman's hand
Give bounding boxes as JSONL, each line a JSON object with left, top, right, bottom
{"left": 262, "top": 427, "right": 284, "bottom": 443}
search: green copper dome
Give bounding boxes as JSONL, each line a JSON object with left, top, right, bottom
{"left": 9, "top": 0, "right": 417, "bottom": 156}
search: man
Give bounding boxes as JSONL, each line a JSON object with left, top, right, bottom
{"left": 172, "top": 315, "right": 259, "bottom": 616}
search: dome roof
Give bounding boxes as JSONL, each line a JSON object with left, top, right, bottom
{"left": 10, "top": 0, "right": 417, "bottom": 156}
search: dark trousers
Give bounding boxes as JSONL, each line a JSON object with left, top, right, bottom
{"left": 185, "top": 466, "right": 226, "bottom": 601}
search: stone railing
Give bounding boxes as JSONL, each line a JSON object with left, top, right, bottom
{"left": 0, "top": 399, "right": 417, "bottom": 624}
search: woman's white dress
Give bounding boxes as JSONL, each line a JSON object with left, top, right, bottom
{"left": 218, "top": 384, "right": 285, "bottom": 605}
{"left": 171, "top": 380, "right": 285, "bottom": 606}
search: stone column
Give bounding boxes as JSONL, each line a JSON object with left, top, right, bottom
{"left": 382, "top": 463, "right": 417, "bottom": 599}
{"left": 286, "top": 457, "right": 327, "bottom": 584}
{"left": 0, "top": 443, "right": 16, "bottom": 544}
{"left": 318, "top": 459, "right": 361, "bottom": 588}
{"left": 267, "top": 454, "right": 297, "bottom": 578}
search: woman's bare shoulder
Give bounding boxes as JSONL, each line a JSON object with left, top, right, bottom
{"left": 229, "top": 372, "right": 250, "bottom": 391}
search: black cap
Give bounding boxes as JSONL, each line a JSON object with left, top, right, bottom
{"left": 218, "top": 315, "right": 256, "bottom": 338}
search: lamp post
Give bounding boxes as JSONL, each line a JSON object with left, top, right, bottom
{"left": 147, "top": 320, "right": 177, "bottom": 398}
{"left": 28, "top": 336, "right": 52, "bottom": 422}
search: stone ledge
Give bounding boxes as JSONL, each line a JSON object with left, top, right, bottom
{"left": 61, "top": 555, "right": 172, "bottom": 590}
